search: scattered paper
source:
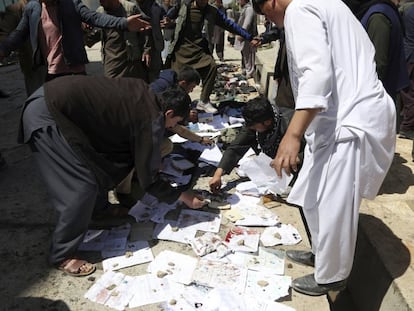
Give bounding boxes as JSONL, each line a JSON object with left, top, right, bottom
{"left": 198, "top": 144, "right": 223, "bottom": 166}
{"left": 230, "top": 194, "right": 279, "bottom": 226}
{"left": 153, "top": 220, "right": 198, "bottom": 244}
{"left": 224, "top": 208, "right": 245, "bottom": 222}
{"left": 225, "top": 227, "right": 260, "bottom": 253}
{"left": 177, "top": 209, "right": 221, "bottom": 233}
{"left": 191, "top": 259, "right": 248, "bottom": 292}
{"left": 239, "top": 153, "right": 293, "bottom": 195}
{"left": 79, "top": 224, "right": 131, "bottom": 254}
{"left": 228, "top": 247, "right": 285, "bottom": 275}
{"left": 102, "top": 241, "right": 154, "bottom": 271}
{"left": 245, "top": 270, "right": 291, "bottom": 301}
{"left": 158, "top": 283, "right": 210, "bottom": 311}
{"left": 84, "top": 271, "right": 135, "bottom": 310}
{"left": 148, "top": 250, "right": 198, "bottom": 285}
{"left": 129, "top": 194, "right": 177, "bottom": 223}
{"left": 260, "top": 224, "right": 302, "bottom": 246}
{"left": 190, "top": 232, "right": 230, "bottom": 257}
{"left": 203, "top": 288, "right": 296, "bottom": 311}
{"left": 128, "top": 274, "right": 175, "bottom": 308}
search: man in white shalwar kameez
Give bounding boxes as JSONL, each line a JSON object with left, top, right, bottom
{"left": 252, "top": 0, "right": 396, "bottom": 296}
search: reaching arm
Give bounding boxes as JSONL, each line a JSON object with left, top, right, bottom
{"left": 272, "top": 109, "right": 319, "bottom": 177}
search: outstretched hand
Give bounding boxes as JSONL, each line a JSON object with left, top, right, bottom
{"left": 127, "top": 15, "right": 151, "bottom": 32}
{"left": 271, "top": 133, "right": 301, "bottom": 177}
{"left": 179, "top": 191, "right": 206, "bottom": 209}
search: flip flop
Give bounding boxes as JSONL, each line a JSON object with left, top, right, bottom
{"left": 57, "top": 258, "right": 96, "bottom": 277}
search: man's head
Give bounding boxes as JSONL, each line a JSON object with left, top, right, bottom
{"left": 251, "top": 0, "right": 287, "bottom": 27}
{"left": 242, "top": 96, "right": 275, "bottom": 133}
{"left": 160, "top": 87, "right": 191, "bottom": 128}
{"left": 177, "top": 66, "right": 201, "bottom": 94}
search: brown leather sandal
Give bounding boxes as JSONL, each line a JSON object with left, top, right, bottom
{"left": 57, "top": 258, "right": 96, "bottom": 277}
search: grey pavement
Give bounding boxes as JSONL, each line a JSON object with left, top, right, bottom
{"left": 0, "top": 31, "right": 413, "bottom": 311}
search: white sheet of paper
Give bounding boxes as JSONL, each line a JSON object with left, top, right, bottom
{"left": 191, "top": 259, "right": 248, "bottom": 293}
{"left": 177, "top": 209, "right": 221, "bottom": 233}
{"left": 229, "top": 247, "right": 285, "bottom": 275}
{"left": 198, "top": 144, "right": 223, "bottom": 166}
{"left": 244, "top": 270, "right": 291, "bottom": 301}
{"left": 104, "top": 274, "right": 136, "bottom": 310}
{"left": 128, "top": 273, "right": 174, "bottom": 308}
{"left": 170, "top": 133, "right": 188, "bottom": 143}
{"left": 197, "top": 114, "right": 229, "bottom": 131}
{"left": 84, "top": 271, "right": 127, "bottom": 306}
{"left": 158, "top": 283, "right": 209, "bottom": 311}
{"left": 147, "top": 250, "right": 198, "bottom": 285}
{"left": 153, "top": 220, "right": 198, "bottom": 244}
{"left": 230, "top": 193, "right": 279, "bottom": 226}
{"left": 235, "top": 181, "right": 261, "bottom": 197}
{"left": 129, "top": 196, "right": 177, "bottom": 224}
{"left": 102, "top": 241, "right": 154, "bottom": 271}
{"left": 239, "top": 153, "right": 293, "bottom": 195}
{"left": 202, "top": 288, "right": 296, "bottom": 311}
{"left": 260, "top": 224, "right": 302, "bottom": 247}
{"left": 227, "top": 228, "right": 260, "bottom": 253}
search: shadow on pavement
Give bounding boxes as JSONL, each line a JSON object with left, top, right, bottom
{"left": 337, "top": 214, "right": 411, "bottom": 311}
{"left": 379, "top": 152, "right": 414, "bottom": 195}
{"left": 4, "top": 297, "right": 70, "bottom": 311}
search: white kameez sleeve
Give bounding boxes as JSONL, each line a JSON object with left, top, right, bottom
{"left": 284, "top": 3, "right": 332, "bottom": 111}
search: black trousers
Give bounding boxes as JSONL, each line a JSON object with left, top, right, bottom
{"left": 27, "top": 99, "right": 99, "bottom": 264}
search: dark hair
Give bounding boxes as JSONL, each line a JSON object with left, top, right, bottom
{"left": 177, "top": 65, "right": 201, "bottom": 85}
{"left": 251, "top": 0, "right": 267, "bottom": 15}
{"left": 160, "top": 86, "right": 191, "bottom": 118}
{"left": 242, "top": 96, "right": 274, "bottom": 126}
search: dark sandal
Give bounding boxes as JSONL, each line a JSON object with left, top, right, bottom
{"left": 57, "top": 258, "right": 96, "bottom": 277}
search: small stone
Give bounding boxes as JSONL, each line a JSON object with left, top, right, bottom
{"left": 171, "top": 227, "right": 179, "bottom": 232}
{"left": 157, "top": 271, "right": 168, "bottom": 278}
{"left": 273, "top": 232, "right": 282, "bottom": 240}
{"left": 237, "top": 239, "right": 245, "bottom": 246}
{"left": 87, "top": 276, "right": 95, "bottom": 282}
{"left": 169, "top": 299, "right": 177, "bottom": 305}
{"left": 287, "top": 263, "right": 293, "bottom": 269}
{"left": 125, "top": 251, "right": 133, "bottom": 258}
{"left": 257, "top": 280, "right": 269, "bottom": 287}
{"left": 168, "top": 262, "right": 175, "bottom": 266}
{"left": 106, "top": 284, "right": 116, "bottom": 290}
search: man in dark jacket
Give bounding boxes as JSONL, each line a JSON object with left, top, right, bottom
{"left": 209, "top": 96, "right": 292, "bottom": 192}
{"left": 0, "top": 0, "right": 150, "bottom": 81}
{"left": 166, "top": 0, "right": 256, "bottom": 114}
{"left": 20, "top": 76, "right": 205, "bottom": 276}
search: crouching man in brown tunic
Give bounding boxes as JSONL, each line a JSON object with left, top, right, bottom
{"left": 19, "top": 76, "right": 205, "bottom": 276}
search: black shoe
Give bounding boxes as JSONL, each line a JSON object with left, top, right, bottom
{"left": 286, "top": 250, "right": 315, "bottom": 267}
{"left": 292, "top": 274, "right": 347, "bottom": 296}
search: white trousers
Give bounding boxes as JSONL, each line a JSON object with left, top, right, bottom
{"left": 301, "top": 137, "right": 361, "bottom": 283}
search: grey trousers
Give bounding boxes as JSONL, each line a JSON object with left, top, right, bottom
{"left": 29, "top": 124, "right": 99, "bottom": 265}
